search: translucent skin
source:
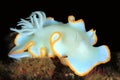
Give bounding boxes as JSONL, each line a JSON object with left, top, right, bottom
{"left": 8, "top": 11, "right": 111, "bottom": 76}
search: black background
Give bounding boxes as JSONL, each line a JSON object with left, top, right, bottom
{"left": 0, "top": 1, "right": 119, "bottom": 57}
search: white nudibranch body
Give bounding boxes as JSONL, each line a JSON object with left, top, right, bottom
{"left": 9, "top": 11, "right": 111, "bottom": 76}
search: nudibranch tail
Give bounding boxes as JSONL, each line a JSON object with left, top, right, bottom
{"left": 9, "top": 52, "right": 32, "bottom": 60}
{"left": 9, "top": 41, "right": 34, "bottom": 55}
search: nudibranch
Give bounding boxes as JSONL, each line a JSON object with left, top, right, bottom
{"left": 8, "top": 11, "right": 111, "bottom": 76}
